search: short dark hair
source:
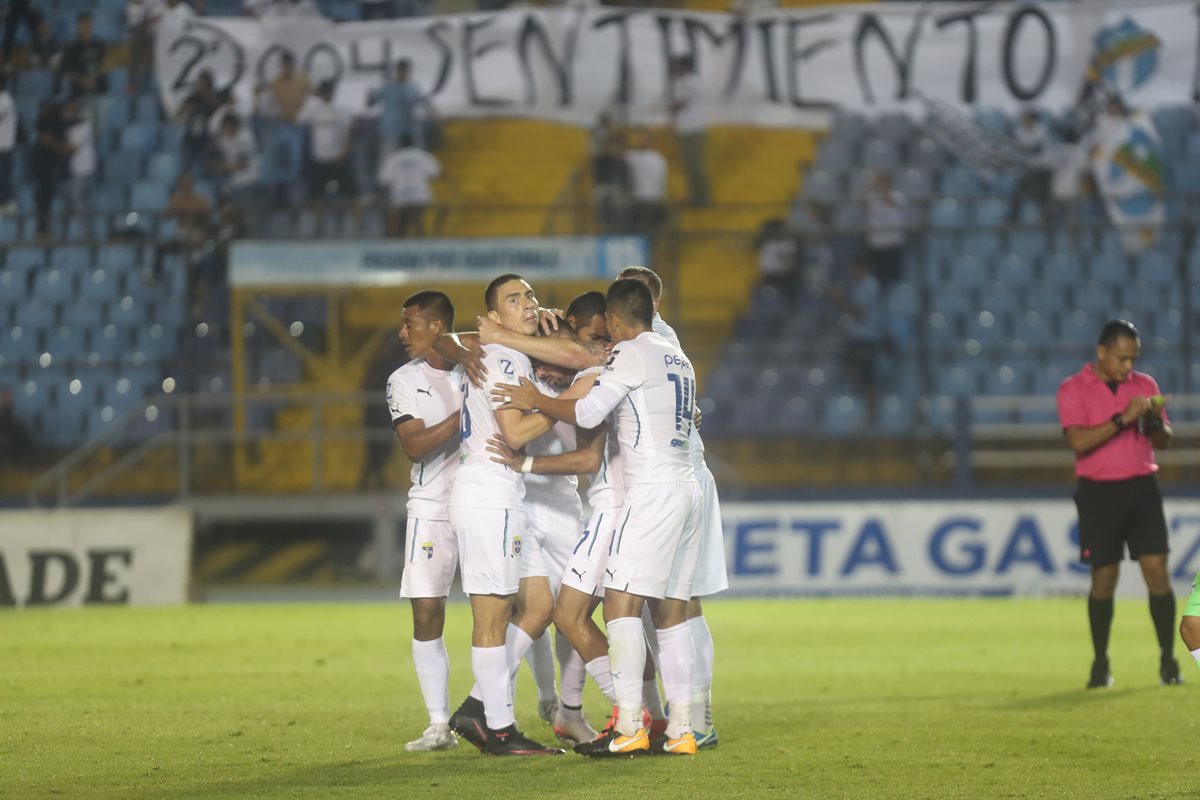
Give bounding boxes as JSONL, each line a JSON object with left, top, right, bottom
{"left": 617, "top": 266, "right": 662, "bottom": 301}
{"left": 403, "top": 290, "right": 454, "bottom": 329}
{"left": 606, "top": 279, "right": 653, "bottom": 328}
{"left": 485, "top": 273, "right": 526, "bottom": 312}
{"left": 566, "top": 291, "right": 606, "bottom": 327}
{"left": 399, "top": 133, "right": 414, "bottom": 149}
{"left": 221, "top": 113, "right": 241, "bottom": 129}
{"left": 396, "top": 59, "right": 411, "bottom": 72}
{"left": 1099, "top": 319, "right": 1139, "bottom": 347}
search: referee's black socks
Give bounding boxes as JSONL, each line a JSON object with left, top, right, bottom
{"left": 1088, "top": 595, "right": 1114, "bottom": 661}
{"left": 1149, "top": 592, "right": 1177, "bottom": 656}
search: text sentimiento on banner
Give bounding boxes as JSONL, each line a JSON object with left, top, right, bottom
{"left": 156, "top": 2, "right": 1200, "bottom": 128}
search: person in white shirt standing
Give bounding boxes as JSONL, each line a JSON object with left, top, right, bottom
{"left": 493, "top": 279, "right": 704, "bottom": 757}
{"left": 0, "top": 74, "right": 16, "bottom": 214}
{"left": 385, "top": 290, "right": 464, "bottom": 752}
{"left": 297, "top": 80, "right": 353, "bottom": 229}
{"left": 447, "top": 274, "right": 564, "bottom": 757}
{"left": 625, "top": 128, "right": 667, "bottom": 238}
{"left": 376, "top": 133, "right": 440, "bottom": 238}
{"left": 618, "top": 265, "right": 727, "bottom": 750}
{"left": 669, "top": 54, "right": 709, "bottom": 206}
{"left": 212, "top": 113, "right": 259, "bottom": 206}
{"left": 863, "top": 171, "right": 908, "bottom": 286}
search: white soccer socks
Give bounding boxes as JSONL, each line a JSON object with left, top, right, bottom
{"left": 411, "top": 637, "right": 451, "bottom": 725}
{"left": 1191, "top": 646, "right": 1200, "bottom": 667}
{"left": 470, "top": 644, "right": 514, "bottom": 730}
{"left": 556, "top": 629, "right": 588, "bottom": 708}
{"left": 688, "top": 615, "right": 714, "bottom": 731}
{"left": 656, "top": 622, "right": 694, "bottom": 740}
{"left": 584, "top": 654, "right": 618, "bottom": 703}
{"left": 607, "top": 616, "right": 648, "bottom": 736}
{"left": 525, "top": 629, "right": 559, "bottom": 704}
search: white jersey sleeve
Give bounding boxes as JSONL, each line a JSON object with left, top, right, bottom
{"left": 524, "top": 379, "right": 580, "bottom": 506}
{"left": 385, "top": 360, "right": 462, "bottom": 519}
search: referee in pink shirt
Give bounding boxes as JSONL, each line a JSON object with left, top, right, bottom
{"left": 1057, "top": 319, "right": 1180, "bottom": 689}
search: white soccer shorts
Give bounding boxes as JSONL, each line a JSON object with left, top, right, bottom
{"left": 560, "top": 505, "right": 622, "bottom": 596}
{"left": 449, "top": 505, "right": 524, "bottom": 596}
{"left": 602, "top": 481, "right": 703, "bottom": 601}
{"left": 522, "top": 496, "right": 583, "bottom": 594}
{"left": 399, "top": 517, "right": 458, "bottom": 599}
{"left": 692, "top": 464, "right": 730, "bottom": 596}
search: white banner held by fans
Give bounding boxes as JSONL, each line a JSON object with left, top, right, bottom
{"left": 156, "top": 1, "right": 1200, "bottom": 128}
{"left": 0, "top": 509, "right": 193, "bottom": 608}
{"left": 1090, "top": 110, "right": 1166, "bottom": 253}
{"left": 721, "top": 500, "right": 1200, "bottom": 597}
{"left": 229, "top": 236, "right": 648, "bottom": 287}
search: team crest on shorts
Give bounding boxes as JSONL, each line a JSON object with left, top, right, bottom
{"left": 512, "top": 535, "right": 522, "bottom": 557}
{"left": 421, "top": 542, "right": 434, "bottom": 559}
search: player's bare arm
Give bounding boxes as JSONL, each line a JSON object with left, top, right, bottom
{"left": 431, "top": 332, "right": 487, "bottom": 388}
{"left": 476, "top": 316, "right": 602, "bottom": 370}
{"left": 486, "top": 421, "right": 606, "bottom": 475}
{"left": 394, "top": 413, "right": 461, "bottom": 462}
{"left": 1063, "top": 395, "right": 1154, "bottom": 456}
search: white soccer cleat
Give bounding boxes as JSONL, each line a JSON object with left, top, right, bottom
{"left": 537, "top": 698, "right": 560, "bottom": 724}
{"left": 405, "top": 723, "right": 458, "bottom": 752}
{"left": 552, "top": 707, "right": 599, "bottom": 746}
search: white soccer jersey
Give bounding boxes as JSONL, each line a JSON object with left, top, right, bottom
{"left": 582, "top": 331, "right": 696, "bottom": 485}
{"left": 452, "top": 344, "right": 534, "bottom": 509}
{"left": 524, "top": 378, "right": 580, "bottom": 507}
{"left": 653, "top": 312, "right": 707, "bottom": 465}
{"left": 576, "top": 367, "right": 624, "bottom": 511}
{"left": 386, "top": 359, "right": 463, "bottom": 519}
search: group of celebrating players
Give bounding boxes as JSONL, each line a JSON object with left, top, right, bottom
{"left": 384, "top": 266, "right": 727, "bottom": 756}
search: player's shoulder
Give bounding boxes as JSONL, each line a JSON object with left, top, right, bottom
{"left": 482, "top": 344, "right": 532, "bottom": 373}
{"left": 1130, "top": 369, "right": 1161, "bottom": 392}
{"left": 1056, "top": 364, "right": 1091, "bottom": 395}
{"left": 387, "top": 360, "right": 422, "bottom": 386}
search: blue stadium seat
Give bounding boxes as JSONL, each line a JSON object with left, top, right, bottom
{"left": 1012, "top": 309, "right": 1053, "bottom": 348}
{"left": 963, "top": 231, "right": 1002, "bottom": 262}
{"left": 965, "top": 309, "right": 1008, "bottom": 346}
{"left": 877, "top": 393, "right": 914, "bottom": 434}
{"left": 804, "top": 169, "right": 838, "bottom": 201}
{"left": 135, "top": 324, "right": 176, "bottom": 361}
{"left": 6, "top": 245, "right": 45, "bottom": 271}
{"left": 824, "top": 394, "right": 865, "bottom": 434}
{"left": 134, "top": 93, "right": 164, "bottom": 125}
{"left": 12, "top": 377, "right": 46, "bottom": 418}
{"left": 1060, "top": 310, "right": 1100, "bottom": 347}
{"left": 16, "top": 68, "right": 54, "bottom": 97}
{"left": 1089, "top": 250, "right": 1128, "bottom": 285}
{"left": 80, "top": 267, "right": 122, "bottom": 303}
{"left": 909, "top": 137, "right": 947, "bottom": 169}
{"left": 1135, "top": 251, "right": 1176, "bottom": 287}
{"left": 1041, "top": 251, "right": 1082, "bottom": 287}
{"left": 973, "top": 197, "right": 1007, "bottom": 226}
{"left": 32, "top": 269, "right": 74, "bottom": 303}
{"left": 147, "top": 152, "right": 180, "bottom": 184}
{"left": 996, "top": 253, "right": 1034, "bottom": 286}
{"left": 0, "top": 216, "right": 20, "bottom": 244}
{"left": 931, "top": 284, "right": 972, "bottom": 315}
{"left": 941, "top": 167, "right": 980, "bottom": 197}
{"left": 93, "top": 185, "right": 129, "bottom": 213}
{"left": 1073, "top": 282, "right": 1114, "bottom": 314}
{"left": 52, "top": 245, "right": 92, "bottom": 272}
{"left": 777, "top": 395, "right": 816, "bottom": 435}
{"left": 885, "top": 282, "right": 920, "bottom": 317}
{"left": 97, "top": 243, "right": 142, "bottom": 273}
{"left": 16, "top": 299, "right": 56, "bottom": 331}
{"left": 931, "top": 198, "right": 965, "bottom": 227}
{"left": 829, "top": 111, "right": 867, "bottom": 145}
{"left": 98, "top": 95, "right": 131, "bottom": 133}
{"left": 862, "top": 139, "right": 898, "bottom": 171}
{"left": 0, "top": 325, "right": 39, "bottom": 364}
{"left": 46, "top": 325, "right": 88, "bottom": 363}
{"left": 88, "top": 324, "right": 126, "bottom": 361}
{"left": 896, "top": 166, "right": 932, "bottom": 198}
{"left": 120, "top": 124, "right": 159, "bottom": 154}
{"left": 131, "top": 181, "right": 171, "bottom": 212}
{"left": 1006, "top": 230, "right": 1044, "bottom": 261}
{"left": 103, "top": 151, "right": 143, "bottom": 184}
{"left": 945, "top": 253, "right": 988, "bottom": 289}
{"left": 817, "top": 139, "right": 854, "bottom": 172}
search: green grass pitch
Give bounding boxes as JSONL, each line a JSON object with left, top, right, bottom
{"left": 2, "top": 598, "right": 1198, "bottom": 799}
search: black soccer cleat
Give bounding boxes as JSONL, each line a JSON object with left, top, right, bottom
{"left": 485, "top": 724, "right": 564, "bottom": 756}
{"left": 1086, "top": 657, "right": 1113, "bottom": 689}
{"left": 449, "top": 696, "right": 488, "bottom": 752}
{"left": 573, "top": 727, "right": 650, "bottom": 758}
{"left": 1160, "top": 655, "right": 1183, "bottom": 686}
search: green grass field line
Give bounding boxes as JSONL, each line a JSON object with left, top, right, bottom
{"left": 1, "top": 599, "right": 1197, "bottom": 800}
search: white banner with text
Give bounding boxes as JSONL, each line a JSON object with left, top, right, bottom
{"left": 157, "top": 1, "right": 1197, "bottom": 127}
{"left": 721, "top": 500, "right": 1200, "bottom": 597}
{"left": 0, "top": 509, "right": 193, "bottom": 608}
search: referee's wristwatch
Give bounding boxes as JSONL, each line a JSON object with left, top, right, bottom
{"left": 1110, "top": 413, "right": 1126, "bottom": 431}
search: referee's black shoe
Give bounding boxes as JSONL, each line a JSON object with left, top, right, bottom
{"left": 485, "top": 724, "right": 564, "bottom": 756}
{"left": 449, "top": 696, "right": 488, "bottom": 752}
{"left": 1087, "top": 657, "right": 1114, "bottom": 689}
{"left": 1161, "top": 655, "right": 1184, "bottom": 685}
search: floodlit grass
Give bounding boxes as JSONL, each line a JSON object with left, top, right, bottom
{"left": 1, "top": 598, "right": 1198, "bottom": 799}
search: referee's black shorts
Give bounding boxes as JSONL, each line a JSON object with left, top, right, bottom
{"left": 1074, "top": 474, "right": 1169, "bottom": 567}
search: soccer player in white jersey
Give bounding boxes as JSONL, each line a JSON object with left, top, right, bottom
{"left": 446, "top": 274, "right": 563, "bottom": 757}
{"left": 484, "top": 292, "right": 616, "bottom": 744}
{"left": 494, "top": 279, "right": 704, "bottom": 756}
{"left": 619, "top": 266, "right": 727, "bottom": 748}
{"left": 386, "top": 290, "right": 464, "bottom": 752}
